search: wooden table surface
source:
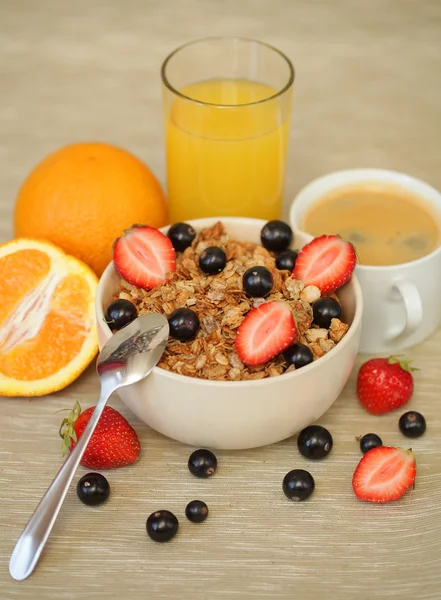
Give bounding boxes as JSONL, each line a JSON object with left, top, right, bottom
{"left": 1, "top": 1, "right": 441, "bottom": 599}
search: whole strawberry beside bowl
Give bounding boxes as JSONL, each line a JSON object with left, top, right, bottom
{"left": 59, "top": 401, "right": 141, "bottom": 469}
{"left": 357, "top": 357, "right": 415, "bottom": 415}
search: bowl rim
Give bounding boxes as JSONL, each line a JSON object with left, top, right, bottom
{"left": 96, "top": 216, "right": 363, "bottom": 388}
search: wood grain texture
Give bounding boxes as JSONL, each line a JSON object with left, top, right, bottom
{"left": 1, "top": 1, "right": 441, "bottom": 598}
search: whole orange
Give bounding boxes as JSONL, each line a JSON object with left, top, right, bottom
{"left": 14, "top": 142, "right": 168, "bottom": 275}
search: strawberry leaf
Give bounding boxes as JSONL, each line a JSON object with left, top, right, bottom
{"left": 58, "top": 401, "right": 82, "bottom": 456}
{"left": 388, "top": 356, "right": 418, "bottom": 373}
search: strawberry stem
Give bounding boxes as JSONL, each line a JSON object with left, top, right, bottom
{"left": 58, "top": 400, "right": 82, "bottom": 457}
{"left": 388, "top": 356, "right": 418, "bottom": 373}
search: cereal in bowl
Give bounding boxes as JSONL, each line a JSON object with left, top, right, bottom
{"left": 109, "top": 221, "right": 356, "bottom": 381}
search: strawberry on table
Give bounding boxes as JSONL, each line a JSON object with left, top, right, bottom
{"left": 352, "top": 446, "right": 416, "bottom": 503}
{"left": 234, "top": 301, "right": 297, "bottom": 366}
{"left": 59, "top": 401, "right": 141, "bottom": 469}
{"left": 113, "top": 225, "right": 176, "bottom": 290}
{"left": 357, "top": 357, "right": 415, "bottom": 415}
{"left": 293, "top": 234, "right": 356, "bottom": 294}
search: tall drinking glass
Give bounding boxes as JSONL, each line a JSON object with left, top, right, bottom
{"left": 161, "top": 37, "right": 294, "bottom": 222}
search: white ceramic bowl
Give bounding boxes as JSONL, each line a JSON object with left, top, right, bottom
{"left": 96, "top": 217, "right": 363, "bottom": 450}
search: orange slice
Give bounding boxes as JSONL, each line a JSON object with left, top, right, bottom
{"left": 0, "top": 239, "right": 98, "bottom": 396}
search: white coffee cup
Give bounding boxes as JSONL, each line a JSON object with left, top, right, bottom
{"left": 289, "top": 168, "right": 441, "bottom": 354}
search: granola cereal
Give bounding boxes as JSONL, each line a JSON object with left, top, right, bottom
{"left": 116, "top": 222, "right": 350, "bottom": 381}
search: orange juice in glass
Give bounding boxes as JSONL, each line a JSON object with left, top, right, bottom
{"left": 161, "top": 38, "right": 294, "bottom": 222}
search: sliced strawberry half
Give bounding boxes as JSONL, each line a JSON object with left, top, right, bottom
{"left": 293, "top": 235, "right": 356, "bottom": 294}
{"left": 113, "top": 225, "right": 176, "bottom": 289}
{"left": 352, "top": 446, "right": 416, "bottom": 503}
{"left": 235, "top": 301, "right": 297, "bottom": 366}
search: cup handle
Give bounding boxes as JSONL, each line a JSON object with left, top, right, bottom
{"left": 387, "top": 280, "right": 423, "bottom": 342}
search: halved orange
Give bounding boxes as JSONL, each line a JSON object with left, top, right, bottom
{"left": 0, "top": 239, "right": 98, "bottom": 396}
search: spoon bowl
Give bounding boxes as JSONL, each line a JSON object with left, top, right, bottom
{"left": 97, "top": 313, "right": 169, "bottom": 388}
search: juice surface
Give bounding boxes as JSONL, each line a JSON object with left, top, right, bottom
{"left": 165, "top": 79, "right": 290, "bottom": 222}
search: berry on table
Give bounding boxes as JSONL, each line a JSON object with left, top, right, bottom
{"left": 399, "top": 411, "right": 426, "bottom": 438}
{"left": 77, "top": 473, "right": 110, "bottom": 506}
{"left": 185, "top": 500, "right": 209, "bottom": 523}
{"left": 105, "top": 299, "right": 138, "bottom": 332}
{"left": 199, "top": 247, "right": 227, "bottom": 274}
{"left": 357, "top": 357, "right": 415, "bottom": 415}
{"left": 359, "top": 433, "right": 383, "bottom": 454}
{"left": 59, "top": 401, "right": 141, "bottom": 469}
{"left": 297, "top": 425, "right": 333, "bottom": 460}
{"left": 352, "top": 446, "right": 416, "bottom": 503}
{"left": 235, "top": 301, "right": 297, "bottom": 366}
{"left": 276, "top": 249, "right": 298, "bottom": 272}
{"left": 283, "top": 343, "right": 313, "bottom": 370}
{"left": 282, "top": 469, "right": 315, "bottom": 501}
{"left": 168, "top": 308, "right": 200, "bottom": 341}
{"left": 260, "top": 220, "right": 293, "bottom": 252}
{"left": 293, "top": 235, "right": 356, "bottom": 294}
{"left": 146, "top": 510, "right": 179, "bottom": 542}
{"left": 188, "top": 449, "right": 217, "bottom": 478}
{"left": 242, "top": 266, "right": 273, "bottom": 298}
{"left": 167, "top": 222, "right": 196, "bottom": 252}
{"left": 312, "top": 297, "right": 342, "bottom": 329}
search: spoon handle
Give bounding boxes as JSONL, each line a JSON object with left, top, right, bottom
{"left": 9, "top": 384, "right": 113, "bottom": 581}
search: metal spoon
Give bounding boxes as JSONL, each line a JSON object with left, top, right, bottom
{"left": 9, "top": 313, "right": 169, "bottom": 581}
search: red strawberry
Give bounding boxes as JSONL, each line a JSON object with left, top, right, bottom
{"left": 59, "top": 401, "right": 141, "bottom": 469}
{"left": 352, "top": 446, "right": 416, "bottom": 503}
{"left": 357, "top": 357, "right": 415, "bottom": 415}
{"left": 113, "top": 225, "right": 176, "bottom": 290}
{"left": 293, "top": 235, "right": 356, "bottom": 294}
{"left": 235, "top": 301, "right": 297, "bottom": 366}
